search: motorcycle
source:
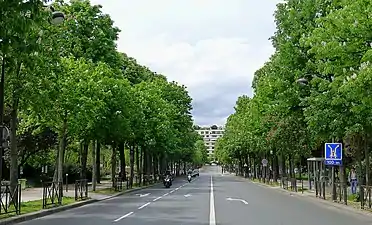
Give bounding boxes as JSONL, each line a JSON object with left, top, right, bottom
{"left": 187, "top": 174, "right": 192, "bottom": 182}
{"left": 163, "top": 176, "right": 172, "bottom": 188}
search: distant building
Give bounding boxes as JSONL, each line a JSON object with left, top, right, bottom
{"left": 196, "top": 125, "right": 224, "bottom": 161}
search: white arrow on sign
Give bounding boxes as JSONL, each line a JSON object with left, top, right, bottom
{"left": 184, "top": 194, "right": 192, "bottom": 198}
{"left": 136, "top": 193, "right": 150, "bottom": 197}
{"left": 226, "top": 197, "right": 248, "bottom": 205}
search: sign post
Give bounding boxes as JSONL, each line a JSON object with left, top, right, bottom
{"left": 325, "top": 142, "right": 342, "bottom": 201}
{"left": 262, "top": 159, "right": 268, "bottom": 183}
{"left": 324, "top": 143, "right": 343, "bottom": 166}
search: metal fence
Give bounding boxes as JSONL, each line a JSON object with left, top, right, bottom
{"left": 75, "top": 179, "right": 88, "bottom": 201}
{"left": 0, "top": 184, "right": 21, "bottom": 215}
{"left": 114, "top": 177, "right": 123, "bottom": 192}
{"left": 42, "top": 181, "right": 62, "bottom": 208}
{"left": 280, "top": 177, "right": 298, "bottom": 192}
{"left": 361, "top": 185, "right": 372, "bottom": 209}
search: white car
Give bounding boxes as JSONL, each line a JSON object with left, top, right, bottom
{"left": 192, "top": 169, "right": 199, "bottom": 177}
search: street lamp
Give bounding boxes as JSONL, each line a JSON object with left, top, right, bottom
{"left": 296, "top": 78, "right": 309, "bottom": 86}
{"left": 0, "top": 5, "right": 65, "bottom": 182}
{"left": 48, "top": 6, "right": 65, "bottom": 25}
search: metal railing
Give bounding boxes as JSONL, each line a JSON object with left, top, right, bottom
{"left": 42, "top": 181, "right": 62, "bottom": 208}
{"left": 0, "top": 184, "right": 21, "bottom": 215}
{"left": 280, "top": 177, "right": 298, "bottom": 192}
{"left": 75, "top": 179, "right": 88, "bottom": 201}
{"left": 361, "top": 185, "right": 372, "bottom": 209}
{"left": 114, "top": 177, "right": 123, "bottom": 192}
{"left": 314, "top": 180, "right": 326, "bottom": 199}
{"left": 335, "top": 182, "right": 348, "bottom": 205}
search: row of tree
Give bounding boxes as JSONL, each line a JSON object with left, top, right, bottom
{"left": 1, "top": 0, "right": 208, "bottom": 193}
{"left": 215, "top": 0, "right": 372, "bottom": 184}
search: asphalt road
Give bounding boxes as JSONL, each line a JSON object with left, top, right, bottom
{"left": 18, "top": 166, "right": 372, "bottom": 225}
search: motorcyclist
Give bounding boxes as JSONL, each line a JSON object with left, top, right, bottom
{"left": 163, "top": 170, "right": 173, "bottom": 184}
{"left": 187, "top": 170, "right": 192, "bottom": 182}
{"left": 187, "top": 169, "right": 193, "bottom": 175}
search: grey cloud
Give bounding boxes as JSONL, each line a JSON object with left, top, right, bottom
{"left": 191, "top": 78, "right": 252, "bottom": 125}
{"left": 91, "top": 0, "right": 280, "bottom": 126}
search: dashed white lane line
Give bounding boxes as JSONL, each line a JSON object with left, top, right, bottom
{"left": 114, "top": 181, "right": 191, "bottom": 222}
{"left": 114, "top": 211, "right": 134, "bottom": 222}
{"left": 138, "top": 202, "right": 151, "bottom": 209}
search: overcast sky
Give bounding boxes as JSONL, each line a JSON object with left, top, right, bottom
{"left": 90, "top": 0, "right": 281, "bottom": 126}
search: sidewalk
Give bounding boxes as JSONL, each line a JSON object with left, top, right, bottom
{"left": 19, "top": 181, "right": 113, "bottom": 202}
{"left": 249, "top": 177, "right": 371, "bottom": 215}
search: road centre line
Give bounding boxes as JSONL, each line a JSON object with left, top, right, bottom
{"left": 114, "top": 180, "right": 190, "bottom": 222}
{"left": 138, "top": 202, "right": 151, "bottom": 209}
{"left": 114, "top": 211, "right": 134, "bottom": 222}
{"left": 209, "top": 176, "right": 216, "bottom": 225}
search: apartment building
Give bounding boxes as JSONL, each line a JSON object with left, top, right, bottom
{"left": 196, "top": 125, "right": 224, "bottom": 161}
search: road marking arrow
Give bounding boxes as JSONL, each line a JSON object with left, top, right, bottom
{"left": 184, "top": 194, "right": 192, "bottom": 198}
{"left": 136, "top": 193, "right": 150, "bottom": 197}
{"left": 226, "top": 197, "right": 248, "bottom": 205}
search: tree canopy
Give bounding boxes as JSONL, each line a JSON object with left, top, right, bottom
{"left": 215, "top": 0, "right": 372, "bottom": 183}
{"left": 1, "top": 0, "right": 206, "bottom": 190}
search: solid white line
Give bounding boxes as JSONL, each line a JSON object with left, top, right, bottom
{"left": 153, "top": 196, "right": 162, "bottom": 202}
{"left": 113, "top": 212, "right": 134, "bottom": 222}
{"left": 209, "top": 176, "right": 216, "bottom": 225}
{"left": 138, "top": 202, "right": 151, "bottom": 209}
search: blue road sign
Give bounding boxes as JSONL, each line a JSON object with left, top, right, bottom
{"left": 324, "top": 143, "right": 342, "bottom": 166}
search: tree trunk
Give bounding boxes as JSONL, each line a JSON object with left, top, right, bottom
{"left": 111, "top": 144, "right": 117, "bottom": 187}
{"left": 57, "top": 115, "right": 67, "bottom": 184}
{"left": 176, "top": 160, "right": 180, "bottom": 176}
{"left": 135, "top": 146, "right": 140, "bottom": 185}
{"left": 143, "top": 148, "right": 147, "bottom": 184}
{"left": 53, "top": 149, "right": 59, "bottom": 182}
{"left": 281, "top": 153, "right": 286, "bottom": 177}
{"left": 140, "top": 147, "right": 144, "bottom": 185}
{"left": 80, "top": 141, "right": 88, "bottom": 180}
{"left": 129, "top": 145, "right": 135, "bottom": 187}
{"left": 153, "top": 155, "right": 157, "bottom": 178}
{"left": 96, "top": 141, "right": 101, "bottom": 184}
{"left": 92, "top": 140, "right": 97, "bottom": 191}
{"left": 119, "top": 142, "right": 126, "bottom": 181}
{"left": 365, "top": 136, "right": 369, "bottom": 186}
{"left": 9, "top": 102, "right": 18, "bottom": 198}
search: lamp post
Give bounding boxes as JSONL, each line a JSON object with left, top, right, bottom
{"left": 270, "top": 150, "right": 273, "bottom": 183}
{"left": 0, "top": 5, "right": 65, "bottom": 182}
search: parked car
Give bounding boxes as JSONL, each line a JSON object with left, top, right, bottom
{"left": 192, "top": 169, "right": 199, "bottom": 177}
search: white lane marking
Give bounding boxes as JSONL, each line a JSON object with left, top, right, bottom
{"left": 153, "top": 196, "right": 162, "bottom": 202}
{"left": 138, "top": 202, "right": 151, "bottom": 209}
{"left": 209, "top": 176, "right": 216, "bottom": 225}
{"left": 163, "top": 192, "right": 169, "bottom": 197}
{"left": 136, "top": 193, "right": 150, "bottom": 197}
{"left": 226, "top": 197, "right": 248, "bottom": 205}
{"left": 113, "top": 212, "right": 134, "bottom": 222}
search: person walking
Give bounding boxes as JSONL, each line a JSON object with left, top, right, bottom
{"left": 348, "top": 167, "right": 358, "bottom": 194}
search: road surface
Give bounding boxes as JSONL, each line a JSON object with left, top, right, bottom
{"left": 18, "top": 166, "right": 372, "bottom": 225}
